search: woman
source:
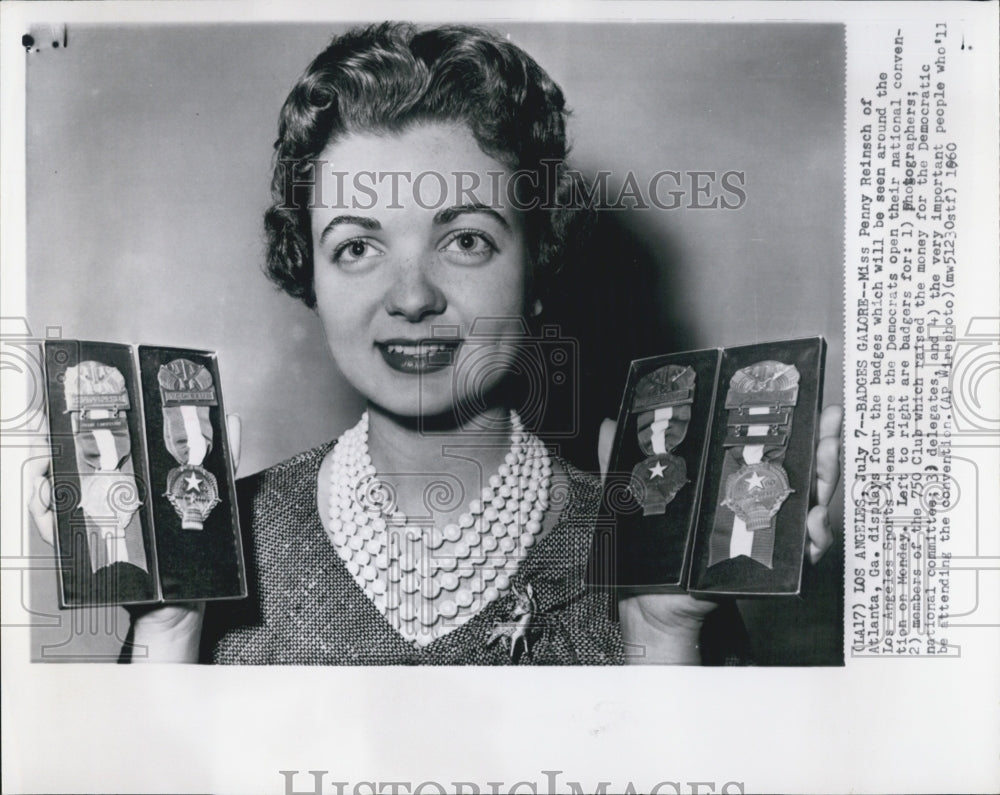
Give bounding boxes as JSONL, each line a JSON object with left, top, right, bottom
{"left": 29, "top": 22, "right": 842, "bottom": 664}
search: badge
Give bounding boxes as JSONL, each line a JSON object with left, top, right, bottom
{"left": 725, "top": 360, "right": 800, "bottom": 408}
{"left": 64, "top": 361, "right": 130, "bottom": 432}
{"left": 159, "top": 358, "right": 221, "bottom": 529}
{"left": 626, "top": 365, "right": 696, "bottom": 515}
{"left": 165, "top": 464, "right": 221, "bottom": 530}
{"left": 630, "top": 364, "right": 696, "bottom": 413}
{"left": 630, "top": 453, "right": 689, "bottom": 515}
{"left": 158, "top": 358, "right": 218, "bottom": 406}
{"left": 721, "top": 462, "right": 793, "bottom": 532}
{"left": 63, "top": 361, "right": 145, "bottom": 572}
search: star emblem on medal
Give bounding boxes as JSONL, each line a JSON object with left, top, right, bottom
{"left": 744, "top": 471, "right": 766, "bottom": 491}
{"left": 184, "top": 471, "right": 203, "bottom": 492}
{"left": 648, "top": 461, "right": 667, "bottom": 479}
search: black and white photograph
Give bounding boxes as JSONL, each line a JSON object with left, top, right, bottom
{"left": 22, "top": 17, "right": 845, "bottom": 666}
{"left": 2, "top": 2, "right": 997, "bottom": 793}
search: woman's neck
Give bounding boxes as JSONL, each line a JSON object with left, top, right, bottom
{"left": 364, "top": 404, "right": 514, "bottom": 523}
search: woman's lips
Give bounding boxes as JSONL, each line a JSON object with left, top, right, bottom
{"left": 376, "top": 339, "right": 462, "bottom": 374}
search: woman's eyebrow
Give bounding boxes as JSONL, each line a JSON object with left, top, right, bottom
{"left": 319, "top": 215, "right": 381, "bottom": 244}
{"left": 433, "top": 203, "right": 511, "bottom": 231}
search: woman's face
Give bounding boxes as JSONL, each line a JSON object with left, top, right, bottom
{"left": 310, "top": 122, "right": 533, "bottom": 421}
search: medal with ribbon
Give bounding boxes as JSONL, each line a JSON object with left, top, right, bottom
{"left": 158, "top": 358, "right": 221, "bottom": 530}
{"left": 708, "top": 361, "right": 799, "bottom": 569}
{"left": 63, "top": 361, "right": 146, "bottom": 573}
{"left": 627, "top": 365, "right": 695, "bottom": 515}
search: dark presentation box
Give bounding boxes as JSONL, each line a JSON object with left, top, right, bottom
{"left": 43, "top": 341, "right": 246, "bottom": 607}
{"left": 586, "top": 337, "right": 826, "bottom": 597}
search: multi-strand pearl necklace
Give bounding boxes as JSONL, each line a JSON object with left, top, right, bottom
{"left": 324, "top": 411, "right": 552, "bottom": 647}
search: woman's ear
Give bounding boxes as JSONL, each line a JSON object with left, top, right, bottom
{"left": 531, "top": 298, "right": 543, "bottom": 317}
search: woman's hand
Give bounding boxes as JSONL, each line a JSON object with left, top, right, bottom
{"left": 598, "top": 404, "right": 844, "bottom": 664}
{"left": 805, "top": 404, "right": 844, "bottom": 564}
{"left": 25, "top": 414, "right": 242, "bottom": 663}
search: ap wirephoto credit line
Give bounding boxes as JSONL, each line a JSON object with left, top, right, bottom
{"left": 845, "top": 17, "right": 998, "bottom": 660}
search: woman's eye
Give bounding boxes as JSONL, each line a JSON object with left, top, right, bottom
{"left": 441, "top": 230, "right": 496, "bottom": 260}
{"left": 333, "top": 238, "right": 382, "bottom": 266}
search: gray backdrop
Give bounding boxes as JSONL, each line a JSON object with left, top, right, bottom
{"left": 26, "top": 22, "right": 845, "bottom": 663}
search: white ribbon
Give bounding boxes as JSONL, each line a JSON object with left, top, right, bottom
{"left": 729, "top": 407, "right": 770, "bottom": 560}
{"left": 180, "top": 405, "right": 208, "bottom": 466}
{"left": 649, "top": 406, "right": 673, "bottom": 455}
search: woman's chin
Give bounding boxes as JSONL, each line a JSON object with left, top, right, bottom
{"left": 367, "top": 394, "right": 510, "bottom": 431}
{"left": 359, "top": 366, "right": 512, "bottom": 428}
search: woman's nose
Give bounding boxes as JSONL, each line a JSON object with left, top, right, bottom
{"left": 383, "top": 262, "right": 447, "bottom": 322}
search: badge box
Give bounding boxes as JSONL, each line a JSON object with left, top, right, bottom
{"left": 585, "top": 336, "right": 826, "bottom": 597}
{"left": 42, "top": 340, "right": 247, "bottom": 607}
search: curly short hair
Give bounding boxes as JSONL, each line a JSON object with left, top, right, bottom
{"left": 263, "top": 22, "right": 584, "bottom": 308}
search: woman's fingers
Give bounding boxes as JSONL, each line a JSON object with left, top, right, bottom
{"left": 598, "top": 418, "right": 616, "bottom": 481}
{"left": 24, "top": 436, "right": 55, "bottom": 546}
{"left": 26, "top": 478, "right": 55, "bottom": 547}
{"left": 806, "top": 504, "right": 833, "bottom": 564}
{"left": 226, "top": 413, "right": 242, "bottom": 475}
{"left": 815, "top": 404, "right": 844, "bottom": 507}
{"left": 805, "top": 405, "right": 843, "bottom": 564}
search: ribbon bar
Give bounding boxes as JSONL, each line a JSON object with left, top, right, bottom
{"left": 160, "top": 388, "right": 218, "bottom": 407}
{"left": 66, "top": 391, "right": 130, "bottom": 413}
{"left": 726, "top": 407, "right": 792, "bottom": 426}
{"left": 723, "top": 429, "right": 789, "bottom": 447}
{"left": 78, "top": 415, "right": 128, "bottom": 432}
{"left": 630, "top": 387, "right": 694, "bottom": 413}
{"left": 724, "top": 386, "right": 799, "bottom": 410}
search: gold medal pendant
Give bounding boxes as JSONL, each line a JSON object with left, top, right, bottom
{"left": 165, "top": 463, "right": 221, "bottom": 530}
{"left": 722, "top": 461, "right": 793, "bottom": 532}
{"left": 630, "top": 452, "right": 689, "bottom": 516}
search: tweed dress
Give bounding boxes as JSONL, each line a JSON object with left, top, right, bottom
{"left": 190, "top": 442, "right": 749, "bottom": 665}
{"left": 200, "top": 442, "right": 626, "bottom": 664}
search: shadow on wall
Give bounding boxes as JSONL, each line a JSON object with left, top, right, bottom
{"left": 533, "top": 193, "right": 695, "bottom": 472}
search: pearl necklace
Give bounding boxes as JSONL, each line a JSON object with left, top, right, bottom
{"left": 325, "top": 411, "right": 551, "bottom": 647}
